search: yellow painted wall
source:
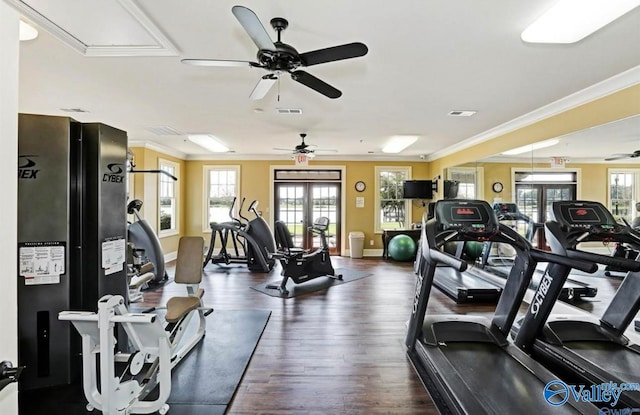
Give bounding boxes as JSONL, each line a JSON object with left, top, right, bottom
{"left": 128, "top": 147, "right": 186, "bottom": 255}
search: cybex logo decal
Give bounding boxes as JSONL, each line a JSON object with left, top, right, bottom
{"left": 412, "top": 274, "right": 423, "bottom": 314}
{"left": 102, "top": 163, "right": 124, "bottom": 183}
{"left": 18, "top": 155, "right": 40, "bottom": 179}
{"left": 531, "top": 272, "right": 553, "bottom": 317}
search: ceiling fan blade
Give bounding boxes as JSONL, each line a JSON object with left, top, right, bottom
{"left": 314, "top": 149, "right": 339, "bottom": 153}
{"left": 232, "top": 6, "right": 276, "bottom": 51}
{"left": 181, "top": 59, "right": 254, "bottom": 68}
{"left": 290, "top": 70, "right": 342, "bottom": 99}
{"left": 299, "top": 42, "right": 368, "bottom": 67}
{"left": 249, "top": 74, "right": 277, "bottom": 100}
{"left": 605, "top": 154, "right": 633, "bottom": 161}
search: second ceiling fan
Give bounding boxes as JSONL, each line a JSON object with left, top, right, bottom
{"left": 182, "top": 5, "right": 368, "bottom": 100}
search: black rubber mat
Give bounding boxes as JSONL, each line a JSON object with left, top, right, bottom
{"left": 250, "top": 267, "right": 373, "bottom": 298}
{"left": 19, "top": 309, "right": 271, "bottom": 415}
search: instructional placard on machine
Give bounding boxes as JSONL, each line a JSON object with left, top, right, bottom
{"left": 102, "top": 238, "right": 126, "bottom": 275}
{"left": 19, "top": 241, "right": 66, "bottom": 285}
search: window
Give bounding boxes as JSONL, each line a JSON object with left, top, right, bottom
{"left": 158, "top": 159, "right": 179, "bottom": 236}
{"left": 375, "top": 166, "right": 411, "bottom": 232}
{"left": 204, "top": 165, "right": 240, "bottom": 232}
{"left": 446, "top": 166, "right": 484, "bottom": 200}
{"left": 608, "top": 169, "right": 640, "bottom": 224}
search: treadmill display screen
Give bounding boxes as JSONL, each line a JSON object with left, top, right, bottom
{"left": 567, "top": 207, "right": 601, "bottom": 223}
{"left": 451, "top": 207, "right": 482, "bottom": 222}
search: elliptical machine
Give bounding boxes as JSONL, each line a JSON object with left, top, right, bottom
{"left": 127, "top": 199, "right": 168, "bottom": 284}
{"left": 203, "top": 199, "right": 276, "bottom": 272}
{"left": 267, "top": 217, "right": 342, "bottom": 295}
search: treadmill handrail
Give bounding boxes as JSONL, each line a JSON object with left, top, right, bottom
{"left": 566, "top": 249, "right": 640, "bottom": 272}
{"left": 430, "top": 249, "right": 468, "bottom": 272}
{"left": 530, "top": 249, "right": 598, "bottom": 274}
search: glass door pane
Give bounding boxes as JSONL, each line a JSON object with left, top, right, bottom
{"left": 275, "top": 184, "right": 305, "bottom": 247}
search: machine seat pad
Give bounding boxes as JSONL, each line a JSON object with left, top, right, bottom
{"left": 129, "top": 272, "right": 154, "bottom": 289}
{"left": 165, "top": 291, "right": 203, "bottom": 323}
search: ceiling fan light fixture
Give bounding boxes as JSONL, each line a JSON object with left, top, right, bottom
{"left": 382, "top": 135, "right": 419, "bottom": 154}
{"left": 187, "top": 134, "right": 229, "bottom": 153}
{"left": 501, "top": 138, "right": 560, "bottom": 155}
{"left": 521, "top": 0, "right": 640, "bottom": 43}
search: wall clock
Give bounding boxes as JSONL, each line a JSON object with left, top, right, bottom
{"left": 492, "top": 182, "right": 504, "bottom": 193}
{"left": 355, "top": 181, "right": 366, "bottom": 192}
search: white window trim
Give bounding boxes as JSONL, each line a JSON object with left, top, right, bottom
{"left": 607, "top": 168, "right": 640, "bottom": 220}
{"left": 374, "top": 166, "right": 412, "bottom": 233}
{"left": 446, "top": 166, "right": 484, "bottom": 200}
{"left": 202, "top": 165, "right": 241, "bottom": 233}
{"left": 158, "top": 158, "right": 179, "bottom": 238}
{"left": 510, "top": 167, "right": 582, "bottom": 201}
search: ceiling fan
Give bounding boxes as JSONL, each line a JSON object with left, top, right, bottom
{"left": 181, "top": 5, "right": 368, "bottom": 100}
{"left": 273, "top": 133, "right": 338, "bottom": 157}
{"left": 605, "top": 150, "right": 640, "bottom": 161}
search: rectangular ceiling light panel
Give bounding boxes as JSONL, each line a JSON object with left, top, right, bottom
{"left": 522, "top": 0, "right": 640, "bottom": 43}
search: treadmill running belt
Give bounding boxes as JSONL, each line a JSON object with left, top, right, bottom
{"left": 565, "top": 341, "right": 640, "bottom": 383}
{"left": 433, "top": 342, "right": 582, "bottom": 414}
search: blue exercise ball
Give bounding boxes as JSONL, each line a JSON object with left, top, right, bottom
{"left": 388, "top": 234, "right": 417, "bottom": 261}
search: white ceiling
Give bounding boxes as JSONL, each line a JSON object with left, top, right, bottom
{"left": 12, "top": 0, "right": 640, "bottom": 161}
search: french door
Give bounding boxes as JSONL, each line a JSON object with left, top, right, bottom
{"left": 516, "top": 183, "right": 576, "bottom": 249}
{"left": 274, "top": 182, "right": 341, "bottom": 254}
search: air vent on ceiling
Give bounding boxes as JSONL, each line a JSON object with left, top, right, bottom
{"left": 60, "top": 108, "right": 88, "bottom": 113}
{"left": 146, "top": 126, "right": 182, "bottom": 136}
{"left": 448, "top": 110, "right": 477, "bottom": 117}
{"left": 276, "top": 108, "right": 303, "bottom": 115}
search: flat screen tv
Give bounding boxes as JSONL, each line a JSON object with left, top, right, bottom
{"left": 403, "top": 180, "right": 433, "bottom": 200}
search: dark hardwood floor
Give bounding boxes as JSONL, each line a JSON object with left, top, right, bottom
{"left": 138, "top": 255, "right": 627, "bottom": 415}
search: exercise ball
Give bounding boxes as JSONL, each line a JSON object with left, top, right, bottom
{"left": 464, "top": 241, "right": 484, "bottom": 260}
{"left": 388, "top": 234, "right": 417, "bottom": 261}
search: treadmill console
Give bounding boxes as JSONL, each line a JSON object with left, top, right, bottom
{"left": 551, "top": 201, "right": 624, "bottom": 235}
{"left": 493, "top": 203, "right": 518, "bottom": 214}
{"left": 435, "top": 200, "right": 499, "bottom": 238}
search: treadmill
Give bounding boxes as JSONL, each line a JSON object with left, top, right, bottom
{"left": 406, "top": 199, "right": 599, "bottom": 414}
{"left": 513, "top": 200, "right": 640, "bottom": 409}
{"left": 483, "top": 202, "right": 598, "bottom": 302}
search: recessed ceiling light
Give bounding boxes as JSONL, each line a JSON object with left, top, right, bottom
{"left": 521, "top": 0, "right": 640, "bottom": 43}
{"left": 187, "top": 134, "right": 229, "bottom": 153}
{"left": 502, "top": 138, "right": 560, "bottom": 155}
{"left": 19, "top": 20, "right": 38, "bottom": 41}
{"left": 448, "top": 110, "right": 477, "bottom": 117}
{"left": 382, "top": 135, "right": 419, "bottom": 154}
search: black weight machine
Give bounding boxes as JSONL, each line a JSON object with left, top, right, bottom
{"left": 267, "top": 217, "right": 342, "bottom": 295}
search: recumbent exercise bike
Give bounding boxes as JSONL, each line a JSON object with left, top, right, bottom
{"left": 267, "top": 217, "right": 342, "bottom": 295}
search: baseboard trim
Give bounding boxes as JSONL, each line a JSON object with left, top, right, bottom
{"left": 164, "top": 251, "right": 177, "bottom": 262}
{"left": 344, "top": 248, "right": 383, "bottom": 258}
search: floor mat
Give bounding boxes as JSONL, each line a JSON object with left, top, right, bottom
{"left": 250, "top": 267, "right": 373, "bottom": 298}
{"left": 19, "top": 309, "right": 271, "bottom": 415}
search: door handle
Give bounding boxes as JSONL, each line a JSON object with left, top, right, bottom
{"left": 0, "top": 361, "right": 24, "bottom": 392}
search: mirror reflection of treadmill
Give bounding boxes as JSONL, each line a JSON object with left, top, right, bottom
{"left": 483, "top": 202, "right": 597, "bottom": 302}
{"left": 405, "top": 199, "right": 600, "bottom": 415}
{"left": 512, "top": 201, "right": 640, "bottom": 409}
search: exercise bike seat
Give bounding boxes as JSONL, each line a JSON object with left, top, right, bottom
{"left": 274, "top": 220, "right": 306, "bottom": 254}
{"left": 164, "top": 236, "right": 206, "bottom": 323}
